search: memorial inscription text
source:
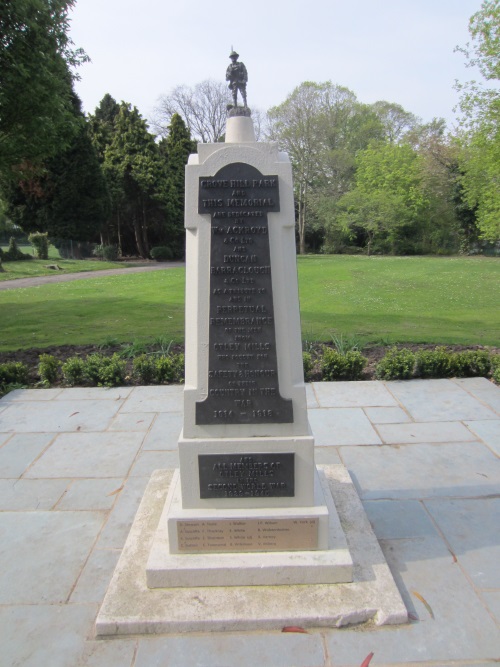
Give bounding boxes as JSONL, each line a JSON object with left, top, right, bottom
{"left": 196, "top": 162, "right": 293, "bottom": 425}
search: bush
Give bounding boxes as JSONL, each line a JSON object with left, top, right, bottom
{"left": 3, "top": 236, "right": 32, "bottom": 261}
{"left": 454, "top": 350, "right": 491, "bottom": 378}
{"left": 375, "top": 347, "right": 416, "bottom": 380}
{"left": 62, "top": 356, "right": 86, "bottom": 386}
{"left": 133, "top": 354, "right": 156, "bottom": 384}
{"left": 155, "top": 354, "right": 184, "bottom": 384}
{"left": 302, "top": 352, "right": 313, "bottom": 381}
{"left": 83, "top": 353, "right": 126, "bottom": 387}
{"left": 0, "top": 361, "right": 29, "bottom": 386}
{"left": 491, "top": 355, "right": 500, "bottom": 384}
{"left": 321, "top": 348, "right": 367, "bottom": 381}
{"left": 38, "top": 354, "right": 61, "bottom": 386}
{"left": 415, "top": 347, "right": 454, "bottom": 378}
{"left": 150, "top": 246, "right": 173, "bottom": 261}
{"left": 93, "top": 244, "right": 119, "bottom": 261}
{"left": 28, "top": 232, "right": 49, "bottom": 260}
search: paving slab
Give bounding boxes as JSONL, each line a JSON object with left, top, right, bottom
{"left": 425, "top": 497, "right": 500, "bottom": 589}
{"left": 108, "top": 411, "right": 155, "bottom": 431}
{"left": 481, "top": 591, "right": 500, "bottom": 624}
{"left": 363, "top": 499, "right": 440, "bottom": 540}
{"left": 312, "top": 380, "right": 398, "bottom": 408}
{"left": 141, "top": 411, "right": 183, "bottom": 450}
{"left": 120, "top": 385, "right": 183, "bottom": 413}
{"left": 340, "top": 442, "right": 500, "bottom": 500}
{"left": 0, "top": 432, "right": 54, "bottom": 477}
{"left": 96, "top": 475, "right": 150, "bottom": 550}
{"left": 386, "top": 379, "right": 498, "bottom": 421}
{"left": 2, "top": 388, "right": 63, "bottom": 401}
{"left": 0, "top": 604, "right": 100, "bottom": 667}
{"left": 465, "top": 419, "right": 500, "bottom": 456}
{"left": 56, "top": 478, "right": 126, "bottom": 510}
{"left": 308, "top": 408, "right": 382, "bottom": 446}
{"left": 314, "top": 446, "right": 342, "bottom": 464}
{"left": 0, "top": 478, "right": 69, "bottom": 510}
{"left": 25, "top": 431, "right": 144, "bottom": 478}
{"left": 363, "top": 406, "right": 412, "bottom": 424}
{"left": 0, "top": 398, "right": 121, "bottom": 432}
{"left": 129, "top": 449, "right": 180, "bottom": 476}
{"left": 453, "top": 376, "right": 500, "bottom": 415}
{"left": 377, "top": 420, "right": 478, "bottom": 444}
{"left": 0, "top": 432, "right": 11, "bottom": 445}
{"left": 325, "top": 534, "right": 500, "bottom": 664}
{"left": 305, "top": 383, "right": 319, "bottom": 408}
{"left": 134, "top": 632, "right": 326, "bottom": 667}
{"left": 54, "top": 386, "right": 133, "bottom": 400}
{"left": 70, "top": 547, "right": 121, "bottom": 604}
{"left": 0, "top": 511, "right": 104, "bottom": 603}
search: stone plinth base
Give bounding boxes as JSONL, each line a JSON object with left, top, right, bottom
{"left": 146, "top": 467, "right": 352, "bottom": 587}
{"left": 95, "top": 466, "right": 408, "bottom": 636}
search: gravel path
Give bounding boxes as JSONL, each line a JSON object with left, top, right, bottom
{"left": 0, "top": 262, "right": 185, "bottom": 291}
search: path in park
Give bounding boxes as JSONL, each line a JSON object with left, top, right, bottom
{"left": 0, "top": 262, "right": 185, "bottom": 291}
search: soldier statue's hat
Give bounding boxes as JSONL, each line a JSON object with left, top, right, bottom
{"left": 229, "top": 50, "right": 239, "bottom": 59}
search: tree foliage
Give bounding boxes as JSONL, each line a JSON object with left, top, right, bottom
{"left": 456, "top": 0, "right": 500, "bottom": 241}
{"left": 0, "top": 0, "right": 88, "bottom": 183}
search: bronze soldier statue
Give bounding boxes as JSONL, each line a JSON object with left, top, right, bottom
{"left": 226, "top": 50, "right": 248, "bottom": 108}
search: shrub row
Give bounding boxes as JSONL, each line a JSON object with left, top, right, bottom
{"left": 1, "top": 348, "right": 499, "bottom": 398}
{"left": 0, "top": 237, "right": 33, "bottom": 261}
{"left": 374, "top": 346, "right": 494, "bottom": 381}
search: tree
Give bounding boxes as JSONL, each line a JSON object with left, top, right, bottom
{"left": 152, "top": 80, "right": 230, "bottom": 143}
{"left": 0, "top": 0, "right": 88, "bottom": 183}
{"left": 7, "top": 93, "right": 109, "bottom": 245}
{"left": 371, "top": 101, "right": 418, "bottom": 144}
{"left": 456, "top": 0, "right": 500, "bottom": 241}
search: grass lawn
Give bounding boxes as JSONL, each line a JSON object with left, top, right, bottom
{"left": 0, "top": 244, "right": 147, "bottom": 281}
{"left": 0, "top": 255, "right": 498, "bottom": 352}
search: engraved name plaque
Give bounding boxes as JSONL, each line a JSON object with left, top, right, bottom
{"left": 196, "top": 162, "right": 293, "bottom": 425}
{"left": 177, "top": 517, "right": 318, "bottom": 553}
{"left": 198, "top": 452, "right": 294, "bottom": 499}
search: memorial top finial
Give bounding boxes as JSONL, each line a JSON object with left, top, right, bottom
{"left": 226, "top": 49, "right": 250, "bottom": 117}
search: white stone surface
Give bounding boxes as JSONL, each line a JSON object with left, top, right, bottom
{"left": 96, "top": 467, "right": 407, "bottom": 635}
{"left": 145, "top": 468, "right": 350, "bottom": 587}
{"left": 178, "top": 432, "right": 315, "bottom": 509}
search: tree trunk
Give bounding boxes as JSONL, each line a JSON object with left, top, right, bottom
{"left": 133, "top": 213, "right": 147, "bottom": 258}
{"left": 141, "top": 199, "right": 150, "bottom": 256}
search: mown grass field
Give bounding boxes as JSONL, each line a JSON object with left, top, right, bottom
{"left": 0, "top": 244, "right": 145, "bottom": 281}
{"left": 0, "top": 255, "right": 498, "bottom": 352}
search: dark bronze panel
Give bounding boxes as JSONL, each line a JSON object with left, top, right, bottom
{"left": 198, "top": 452, "right": 295, "bottom": 499}
{"left": 196, "top": 162, "right": 293, "bottom": 425}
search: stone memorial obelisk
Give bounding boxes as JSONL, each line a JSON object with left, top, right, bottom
{"left": 145, "top": 51, "right": 353, "bottom": 587}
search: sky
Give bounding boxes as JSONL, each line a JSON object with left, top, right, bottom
{"left": 68, "top": 0, "right": 483, "bottom": 132}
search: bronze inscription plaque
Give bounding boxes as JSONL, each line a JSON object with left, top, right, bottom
{"left": 177, "top": 517, "right": 318, "bottom": 553}
{"left": 196, "top": 162, "right": 293, "bottom": 425}
{"left": 198, "top": 452, "right": 294, "bottom": 499}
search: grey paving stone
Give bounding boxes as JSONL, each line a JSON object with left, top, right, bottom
{"left": 305, "top": 383, "right": 319, "bottom": 408}
{"left": 56, "top": 478, "right": 125, "bottom": 510}
{"left": 134, "top": 632, "right": 326, "bottom": 667}
{"left": 25, "top": 431, "right": 144, "bottom": 478}
{"left": 0, "top": 604, "right": 98, "bottom": 667}
{"left": 482, "top": 591, "right": 500, "bottom": 623}
{"left": 77, "top": 638, "right": 136, "bottom": 667}
{"left": 314, "top": 446, "right": 342, "bottom": 464}
{"left": 0, "top": 432, "right": 54, "bottom": 477}
{"left": 70, "top": 547, "right": 121, "bottom": 603}
{"left": 0, "top": 399, "right": 121, "bottom": 432}
{"left": 55, "top": 386, "right": 133, "bottom": 400}
{"left": 108, "top": 411, "right": 155, "bottom": 431}
{"left": 96, "top": 476, "right": 150, "bottom": 549}
{"left": 425, "top": 497, "right": 500, "bottom": 588}
{"left": 120, "top": 385, "right": 183, "bottom": 413}
{"left": 130, "top": 450, "right": 180, "bottom": 476}
{"left": 2, "top": 388, "right": 63, "bottom": 401}
{"left": 312, "top": 380, "right": 398, "bottom": 408}
{"left": 363, "top": 406, "right": 412, "bottom": 424}
{"left": 363, "top": 499, "right": 439, "bottom": 540}
{"left": 0, "top": 478, "right": 69, "bottom": 510}
{"left": 386, "top": 379, "right": 497, "bottom": 421}
{"left": 325, "top": 535, "right": 500, "bottom": 664}
{"left": 454, "top": 377, "right": 500, "bottom": 415}
{"left": 0, "top": 432, "right": 10, "bottom": 445}
{"left": 309, "top": 408, "right": 382, "bottom": 446}
{"left": 377, "top": 421, "right": 478, "bottom": 444}
{"left": 141, "top": 412, "right": 183, "bottom": 450}
{"left": 0, "top": 511, "right": 104, "bottom": 603}
{"left": 340, "top": 442, "right": 500, "bottom": 500}
{"left": 465, "top": 419, "right": 500, "bottom": 456}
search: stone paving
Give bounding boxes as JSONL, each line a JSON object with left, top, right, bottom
{"left": 0, "top": 378, "right": 499, "bottom": 666}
